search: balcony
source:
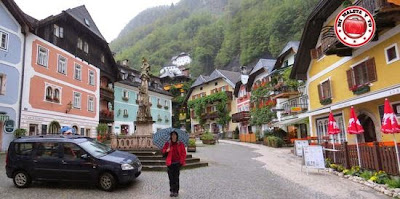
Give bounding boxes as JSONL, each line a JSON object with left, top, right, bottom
{"left": 100, "top": 110, "right": 114, "bottom": 123}
{"left": 279, "top": 95, "right": 308, "bottom": 117}
{"left": 321, "top": 0, "right": 400, "bottom": 57}
{"left": 100, "top": 87, "right": 114, "bottom": 101}
{"left": 232, "top": 111, "right": 251, "bottom": 123}
{"left": 321, "top": 26, "right": 353, "bottom": 57}
{"left": 201, "top": 112, "right": 218, "bottom": 120}
{"left": 271, "top": 85, "right": 299, "bottom": 99}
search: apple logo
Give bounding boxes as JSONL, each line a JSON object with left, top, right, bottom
{"left": 343, "top": 16, "right": 366, "bottom": 38}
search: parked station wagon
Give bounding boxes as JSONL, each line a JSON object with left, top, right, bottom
{"left": 5, "top": 136, "right": 141, "bottom": 191}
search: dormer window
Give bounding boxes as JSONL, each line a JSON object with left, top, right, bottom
{"left": 84, "top": 18, "right": 90, "bottom": 26}
{"left": 53, "top": 24, "right": 63, "bottom": 38}
{"left": 77, "top": 38, "right": 83, "bottom": 49}
{"left": 83, "top": 42, "right": 89, "bottom": 53}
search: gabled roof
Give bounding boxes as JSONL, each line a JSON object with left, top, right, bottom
{"left": 1, "top": 0, "right": 33, "bottom": 31}
{"left": 247, "top": 59, "right": 276, "bottom": 90}
{"left": 65, "top": 5, "right": 106, "bottom": 41}
{"left": 191, "top": 75, "right": 210, "bottom": 88}
{"left": 290, "top": 0, "right": 344, "bottom": 80}
{"left": 273, "top": 41, "right": 299, "bottom": 70}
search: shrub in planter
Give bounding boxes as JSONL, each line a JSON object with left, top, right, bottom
{"left": 187, "top": 138, "right": 196, "bottom": 152}
{"left": 201, "top": 132, "right": 215, "bottom": 145}
{"left": 267, "top": 136, "right": 283, "bottom": 148}
{"left": 325, "top": 158, "right": 332, "bottom": 168}
{"left": 14, "top": 128, "right": 27, "bottom": 138}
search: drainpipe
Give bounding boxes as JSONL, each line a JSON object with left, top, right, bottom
{"left": 18, "top": 27, "right": 27, "bottom": 129}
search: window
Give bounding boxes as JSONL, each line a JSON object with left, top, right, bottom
{"left": 46, "top": 87, "right": 53, "bottom": 100}
{"left": 121, "top": 125, "right": 129, "bottom": 135}
{"left": 83, "top": 42, "right": 89, "bottom": 53}
{"left": 41, "top": 125, "right": 47, "bottom": 135}
{"left": 317, "top": 79, "right": 331, "bottom": 101}
{"left": 74, "top": 64, "right": 82, "bottom": 80}
{"left": 123, "top": 90, "right": 129, "bottom": 98}
{"left": 123, "top": 109, "right": 128, "bottom": 117}
{"left": 89, "top": 70, "right": 95, "bottom": 85}
{"left": 346, "top": 58, "right": 377, "bottom": 90}
{"left": 53, "top": 24, "right": 64, "bottom": 38}
{"left": 54, "top": 89, "right": 60, "bottom": 101}
{"left": 215, "top": 82, "right": 218, "bottom": 86}
{"left": 310, "top": 45, "right": 324, "bottom": 60}
{"left": 200, "top": 87, "right": 203, "bottom": 91}
{"left": 385, "top": 44, "right": 399, "bottom": 64}
{"left": 15, "top": 143, "right": 33, "bottom": 156}
{"left": 73, "top": 92, "right": 81, "bottom": 108}
{"left": 63, "top": 143, "right": 85, "bottom": 160}
{"left": 0, "top": 74, "right": 6, "bottom": 95}
{"left": 37, "top": 46, "right": 48, "bottom": 67}
{"left": 221, "top": 86, "right": 226, "bottom": 92}
{"left": 77, "top": 38, "right": 83, "bottom": 49}
{"left": 35, "top": 142, "right": 60, "bottom": 158}
{"left": 0, "top": 31, "right": 8, "bottom": 50}
{"left": 88, "top": 97, "right": 94, "bottom": 112}
{"left": 84, "top": 18, "right": 90, "bottom": 26}
{"left": 57, "top": 55, "right": 67, "bottom": 75}
{"left": 316, "top": 114, "right": 346, "bottom": 144}
{"left": 101, "top": 54, "right": 105, "bottom": 63}
{"left": 157, "top": 98, "right": 161, "bottom": 105}
{"left": 165, "top": 100, "right": 168, "bottom": 106}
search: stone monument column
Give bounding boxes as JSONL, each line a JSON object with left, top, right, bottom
{"left": 135, "top": 58, "right": 155, "bottom": 136}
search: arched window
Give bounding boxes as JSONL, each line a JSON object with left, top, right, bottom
{"left": 46, "top": 87, "right": 53, "bottom": 100}
{"left": 54, "top": 89, "right": 60, "bottom": 99}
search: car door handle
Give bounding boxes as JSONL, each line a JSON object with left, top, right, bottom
{"left": 33, "top": 160, "right": 38, "bottom": 163}
{"left": 62, "top": 160, "right": 67, "bottom": 165}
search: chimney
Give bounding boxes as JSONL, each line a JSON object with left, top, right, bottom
{"left": 122, "top": 59, "right": 129, "bottom": 66}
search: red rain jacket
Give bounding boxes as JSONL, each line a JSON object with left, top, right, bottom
{"left": 162, "top": 141, "right": 186, "bottom": 166}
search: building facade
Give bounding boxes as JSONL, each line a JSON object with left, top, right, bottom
{"left": 186, "top": 69, "right": 240, "bottom": 137}
{"left": 0, "top": 0, "right": 30, "bottom": 151}
{"left": 291, "top": 0, "right": 400, "bottom": 144}
{"left": 113, "top": 65, "right": 172, "bottom": 135}
{"left": 232, "top": 82, "right": 251, "bottom": 137}
{"left": 20, "top": 33, "right": 100, "bottom": 137}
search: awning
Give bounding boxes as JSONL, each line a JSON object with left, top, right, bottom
{"left": 273, "top": 116, "right": 308, "bottom": 127}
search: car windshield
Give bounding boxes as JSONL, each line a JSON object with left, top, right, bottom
{"left": 78, "top": 140, "right": 114, "bottom": 158}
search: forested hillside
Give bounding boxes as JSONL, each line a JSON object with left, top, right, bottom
{"left": 110, "top": 0, "right": 318, "bottom": 76}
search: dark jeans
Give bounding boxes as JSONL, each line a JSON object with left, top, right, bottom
{"left": 167, "top": 162, "right": 181, "bottom": 193}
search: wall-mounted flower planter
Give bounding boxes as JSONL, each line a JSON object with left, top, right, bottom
{"left": 352, "top": 85, "right": 370, "bottom": 95}
{"left": 164, "top": 106, "right": 169, "bottom": 110}
{"left": 123, "top": 114, "right": 129, "bottom": 118}
{"left": 320, "top": 98, "right": 332, "bottom": 105}
{"left": 157, "top": 104, "right": 163, "bottom": 108}
{"left": 122, "top": 97, "right": 129, "bottom": 101}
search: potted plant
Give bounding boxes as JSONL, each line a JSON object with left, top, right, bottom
{"left": 187, "top": 138, "right": 196, "bottom": 152}
{"left": 96, "top": 123, "right": 108, "bottom": 143}
{"left": 14, "top": 128, "right": 26, "bottom": 138}
{"left": 201, "top": 132, "right": 215, "bottom": 145}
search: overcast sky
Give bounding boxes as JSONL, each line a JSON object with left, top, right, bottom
{"left": 14, "top": 0, "right": 180, "bottom": 42}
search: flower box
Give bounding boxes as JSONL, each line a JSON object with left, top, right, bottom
{"left": 122, "top": 96, "right": 129, "bottom": 101}
{"left": 164, "top": 106, "right": 169, "bottom": 110}
{"left": 46, "top": 96, "right": 53, "bottom": 101}
{"left": 123, "top": 114, "right": 129, "bottom": 118}
{"left": 352, "top": 84, "right": 370, "bottom": 95}
{"left": 53, "top": 98, "right": 60, "bottom": 103}
{"left": 202, "top": 139, "right": 216, "bottom": 145}
{"left": 320, "top": 98, "right": 332, "bottom": 105}
{"left": 157, "top": 104, "right": 162, "bottom": 108}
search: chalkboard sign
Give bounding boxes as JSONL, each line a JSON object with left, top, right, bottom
{"left": 294, "top": 140, "right": 309, "bottom": 156}
{"left": 302, "top": 146, "right": 325, "bottom": 169}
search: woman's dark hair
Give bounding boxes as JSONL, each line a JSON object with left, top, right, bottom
{"left": 170, "top": 131, "right": 178, "bottom": 142}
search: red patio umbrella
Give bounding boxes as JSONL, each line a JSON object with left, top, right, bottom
{"left": 347, "top": 106, "right": 364, "bottom": 166}
{"left": 328, "top": 111, "right": 340, "bottom": 162}
{"left": 381, "top": 98, "right": 400, "bottom": 174}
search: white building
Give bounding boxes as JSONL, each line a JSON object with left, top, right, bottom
{"left": 171, "top": 52, "right": 192, "bottom": 67}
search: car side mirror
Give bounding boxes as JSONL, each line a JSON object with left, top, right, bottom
{"left": 81, "top": 154, "right": 89, "bottom": 159}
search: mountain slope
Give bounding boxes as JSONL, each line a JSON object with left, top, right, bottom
{"left": 110, "top": 0, "right": 318, "bottom": 76}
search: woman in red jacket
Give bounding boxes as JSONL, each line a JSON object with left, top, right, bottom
{"left": 162, "top": 131, "right": 186, "bottom": 197}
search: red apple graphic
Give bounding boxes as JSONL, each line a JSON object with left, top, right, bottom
{"left": 343, "top": 17, "right": 366, "bottom": 37}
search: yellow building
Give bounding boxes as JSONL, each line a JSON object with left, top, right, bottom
{"left": 185, "top": 69, "right": 240, "bottom": 137}
{"left": 291, "top": 0, "right": 400, "bottom": 144}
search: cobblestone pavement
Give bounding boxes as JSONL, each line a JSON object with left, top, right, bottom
{"left": 0, "top": 141, "right": 389, "bottom": 199}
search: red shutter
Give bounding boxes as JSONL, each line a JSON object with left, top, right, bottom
{"left": 310, "top": 49, "right": 318, "bottom": 59}
{"left": 346, "top": 69, "right": 354, "bottom": 90}
{"left": 317, "top": 84, "right": 323, "bottom": 101}
{"left": 366, "top": 57, "right": 377, "bottom": 83}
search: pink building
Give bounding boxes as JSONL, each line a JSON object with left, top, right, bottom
{"left": 20, "top": 34, "right": 100, "bottom": 136}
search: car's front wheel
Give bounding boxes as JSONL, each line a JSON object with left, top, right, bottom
{"left": 98, "top": 172, "right": 116, "bottom": 191}
{"left": 13, "top": 171, "right": 31, "bottom": 188}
